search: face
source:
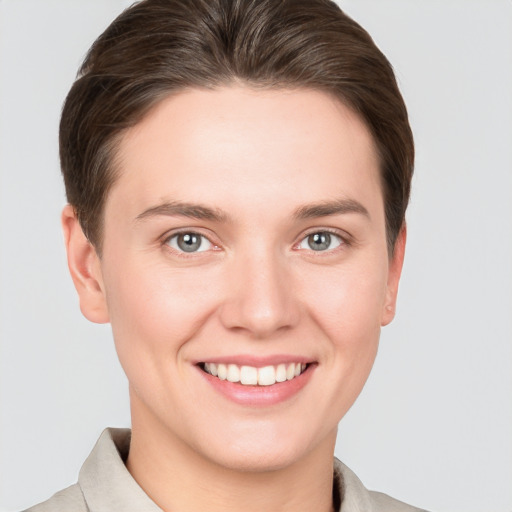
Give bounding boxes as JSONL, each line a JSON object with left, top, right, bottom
{"left": 66, "top": 86, "right": 404, "bottom": 472}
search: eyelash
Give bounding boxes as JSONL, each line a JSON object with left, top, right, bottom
{"left": 162, "top": 229, "right": 219, "bottom": 258}
{"left": 162, "top": 228, "right": 350, "bottom": 258}
{"left": 295, "top": 228, "right": 350, "bottom": 255}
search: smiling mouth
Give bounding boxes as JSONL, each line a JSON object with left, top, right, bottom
{"left": 199, "top": 362, "right": 309, "bottom": 386}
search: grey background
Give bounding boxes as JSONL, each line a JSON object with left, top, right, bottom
{"left": 1, "top": 1, "right": 511, "bottom": 511}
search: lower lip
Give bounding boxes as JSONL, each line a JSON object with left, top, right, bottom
{"left": 197, "top": 365, "right": 315, "bottom": 406}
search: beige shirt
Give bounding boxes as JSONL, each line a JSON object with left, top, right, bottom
{"left": 24, "top": 428, "right": 428, "bottom": 512}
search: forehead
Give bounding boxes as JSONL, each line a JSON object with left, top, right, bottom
{"left": 109, "top": 86, "right": 382, "bottom": 220}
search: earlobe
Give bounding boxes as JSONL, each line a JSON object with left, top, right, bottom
{"left": 61, "top": 205, "right": 110, "bottom": 324}
{"left": 381, "top": 224, "right": 407, "bottom": 326}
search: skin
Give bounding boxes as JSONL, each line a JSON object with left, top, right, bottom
{"left": 63, "top": 86, "right": 406, "bottom": 512}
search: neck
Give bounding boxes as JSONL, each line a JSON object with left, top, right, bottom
{"left": 126, "top": 392, "right": 337, "bottom": 512}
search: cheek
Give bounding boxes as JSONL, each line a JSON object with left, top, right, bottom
{"left": 302, "top": 258, "right": 388, "bottom": 339}
{"left": 301, "top": 259, "right": 388, "bottom": 402}
{"left": 101, "top": 256, "right": 224, "bottom": 374}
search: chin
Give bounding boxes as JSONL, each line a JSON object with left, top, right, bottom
{"left": 205, "top": 444, "right": 307, "bottom": 473}
{"left": 192, "top": 421, "right": 336, "bottom": 473}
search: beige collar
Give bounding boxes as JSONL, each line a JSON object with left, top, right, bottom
{"left": 78, "top": 428, "right": 424, "bottom": 512}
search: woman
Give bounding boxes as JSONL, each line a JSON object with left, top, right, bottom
{"left": 22, "top": 1, "right": 422, "bottom": 510}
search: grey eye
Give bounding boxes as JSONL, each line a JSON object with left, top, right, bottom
{"left": 167, "top": 232, "right": 212, "bottom": 253}
{"left": 308, "top": 232, "right": 331, "bottom": 251}
{"left": 298, "top": 232, "right": 342, "bottom": 252}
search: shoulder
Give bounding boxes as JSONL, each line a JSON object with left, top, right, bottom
{"left": 334, "top": 458, "right": 429, "bottom": 512}
{"left": 22, "top": 484, "right": 87, "bottom": 512}
{"left": 367, "top": 490, "right": 428, "bottom": 512}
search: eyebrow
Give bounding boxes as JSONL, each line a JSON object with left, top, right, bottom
{"left": 135, "top": 197, "right": 369, "bottom": 223}
{"left": 135, "top": 201, "right": 229, "bottom": 223}
{"left": 292, "top": 198, "right": 370, "bottom": 220}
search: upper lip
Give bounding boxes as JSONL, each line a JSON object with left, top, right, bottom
{"left": 194, "top": 354, "right": 315, "bottom": 367}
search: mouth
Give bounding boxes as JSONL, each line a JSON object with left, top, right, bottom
{"left": 199, "top": 362, "right": 309, "bottom": 386}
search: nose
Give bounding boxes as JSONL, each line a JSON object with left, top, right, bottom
{"left": 218, "top": 249, "right": 301, "bottom": 338}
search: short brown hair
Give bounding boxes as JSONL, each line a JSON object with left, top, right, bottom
{"left": 60, "top": 0, "right": 414, "bottom": 253}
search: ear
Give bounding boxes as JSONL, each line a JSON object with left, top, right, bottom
{"left": 62, "top": 204, "right": 109, "bottom": 324}
{"left": 381, "top": 224, "right": 407, "bottom": 326}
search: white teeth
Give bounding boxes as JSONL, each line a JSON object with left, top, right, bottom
{"left": 286, "top": 363, "right": 295, "bottom": 380}
{"left": 240, "top": 365, "right": 258, "bottom": 385}
{"left": 258, "top": 365, "right": 276, "bottom": 386}
{"left": 275, "top": 364, "right": 287, "bottom": 383}
{"left": 203, "top": 362, "right": 308, "bottom": 386}
{"left": 217, "top": 363, "right": 227, "bottom": 380}
{"left": 227, "top": 364, "right": 240, "bottom": 383}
